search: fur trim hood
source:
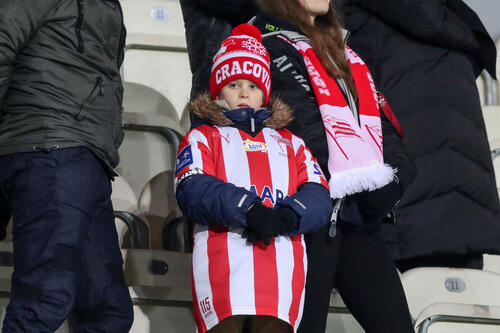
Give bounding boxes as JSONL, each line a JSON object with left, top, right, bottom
{"left": 188, "top": 93, "right": 293, "bottom": 129}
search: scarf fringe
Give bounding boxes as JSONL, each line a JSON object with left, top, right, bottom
{"left": 329, "top": 163, "right": 396, "bottom": 199}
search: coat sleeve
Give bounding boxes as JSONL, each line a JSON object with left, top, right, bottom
{"left": 276, "top": 136, "right": 333, "bottom": 235}
{"left": 0, "top": 0, "right": 56, "bottom": 111}
{"left": 380, "top": 107, "right": 417, "bottom": 192}
{"left": 175, "top": 127, "right": 261, "bottom": 227}
{"left": 346, "top": 0, "right": 479, "bottom": 51}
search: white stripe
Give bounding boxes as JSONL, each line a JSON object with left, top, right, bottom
{"left": 192, "top": 230, "right": 218, "bottom": 329}
{"left": 218, "top": 127, "right": 252, "bottom": 190}
{"left": 212, "top": 51, "right": 270, "bottom": 71}
{"left": 231, "top": 35, "right": 258, "bottom": 39}
{"left": 291, "top": 134, "right": 303, "bottom": 156}
{"left": 274, "top": 236, "right": 294, "bottom": 325}
{"left": 188, "top": 129, "right": 210, "bottom": 172}
{"left": 292, "top": 135, "right": 322, "bottom": 184}
{"left": 263, "top": 128, "right": 289, "bottom": 205}
{"left": 303, "top": 148, "right": 322, "bottom": 184}
{"left": 293, "top": 236, "right": 307, "bottom": 331}
{"left": 237, "top": 194, "right": 248, "bottom": 208}
{"left": 227, "top": 230, "right": 256, "bottom": 314}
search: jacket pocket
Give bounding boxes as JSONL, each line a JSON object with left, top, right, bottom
{"left": 76, "top": 76, "right": 103, "bottom": 121}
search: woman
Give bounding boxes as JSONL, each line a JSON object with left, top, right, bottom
{"left": 250, "top": 1, "right": 417, "bottom": 332}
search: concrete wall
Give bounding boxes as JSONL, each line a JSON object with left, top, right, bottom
{"left": 464, "top": 0, "right": 500, "bottom": 41}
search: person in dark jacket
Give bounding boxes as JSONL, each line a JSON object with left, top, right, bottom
{"left": 180, "top": 1, "right": 417, "bottom": 332}
{"left": 337, "top": 0, "right": 500, "bottom": 271}
{"left": 0, "top": 0, "right": 133, "bottom": 331}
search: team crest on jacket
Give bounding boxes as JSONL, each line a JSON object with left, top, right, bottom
{"left": 243, "top": 139, "right": 267, "bottom": 153}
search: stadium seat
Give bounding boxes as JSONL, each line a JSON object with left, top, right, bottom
{"left": 327, "top": 290, "right": 364, "bottom": 333}
{"left": 484, "top": 254, "right": 500, "bottom": 275}
{"left": 478, "top": 71, "right": 498, "bottom": 106}
{"left": 477, "top": 75, "right": 485, "bottom": 105}
{"left": 180, "top": 104, "right": 191, "bottom": 134}
{"left": 138, "top": 171, "right": 183, "bottom": 250}
{"left": 111, "top": 174, "right": 149, "bottom": 248}
{"left": 496, "top": 37, "right": 500, "bottom": 101}
{"left": 401, "top": 267, "right": 500, "bottom": 332}
{"left": 117, "top": 82, "right": 184, "bottom": 197}
{"left": 482, "top": 106, "right": 500, "bottom": 192}
{"left": 122, "top": 249, "right": 195, "bottom": 332}
{"left": 120, "top": 0, "right": 191, "bottom": 118}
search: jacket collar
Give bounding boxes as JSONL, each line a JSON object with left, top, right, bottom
{"left": 189, "top": 93, "right": 293, "bottom": 130}
{"left": 252, "top": 12, "right": 301, "bottom": 35}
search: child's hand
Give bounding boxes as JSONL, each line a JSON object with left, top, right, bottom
{"left": 244, "top": 204, "right": 299, "bottom": 244}
{"left": 242, "top": 228, "right": 272, "bottom": 246}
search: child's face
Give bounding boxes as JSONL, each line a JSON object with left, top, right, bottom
{"left": 218, "top": 79, "right": 264, "bottom": 111}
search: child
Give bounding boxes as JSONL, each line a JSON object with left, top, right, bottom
{"left": 175, "top": 24, "right": 332, "bottom": 333}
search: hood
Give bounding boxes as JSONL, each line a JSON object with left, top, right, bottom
{"left": 188, "top": 93, "right": 294, "bottom": 129}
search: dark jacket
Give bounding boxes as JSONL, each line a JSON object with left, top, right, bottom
{"left": 0, "top": 0, "right": 126, "bottom": 169}
{"left": 175, "top": 95, "right": 333, "bottom": 234}
{"left": 338, "top": 0, "right": 500, "bottom": 259}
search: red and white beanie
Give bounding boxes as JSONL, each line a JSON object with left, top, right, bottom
{"left": 209, "top": 24, "right": 271, "bottom": 106}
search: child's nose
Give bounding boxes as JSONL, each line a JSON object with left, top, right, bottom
{"left": 239, "top": 89, "right": 249, "bottom": 98}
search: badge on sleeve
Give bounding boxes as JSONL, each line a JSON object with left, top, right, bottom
{"left": 176, "top": 145, "right": 194, "bottom": 174}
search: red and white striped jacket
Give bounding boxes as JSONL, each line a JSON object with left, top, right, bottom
{"left": 175, "top": 95, "right": 331, "bottom": 332}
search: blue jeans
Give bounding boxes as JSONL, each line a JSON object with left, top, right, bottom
{"left": 0, "top": 147, "right": 133, "bottom": 332}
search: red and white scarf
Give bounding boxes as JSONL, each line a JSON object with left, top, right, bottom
{"left": 288, "top": 39, "right": 395, "bottom": 198}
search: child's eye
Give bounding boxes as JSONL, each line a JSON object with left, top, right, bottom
{"left": 249, "top": 84, "right": 258, "bottom": 89}
{"left": 229, "top": 82, "right": 239, "bottom": 88}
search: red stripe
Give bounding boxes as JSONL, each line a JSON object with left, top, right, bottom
{"left": 284, "top": 132, "right": 296, "bottom": 195}
{"left": 294, "top": 144, "right": 309, "bottom": 187}
{"left": 243, "top": 130, "right": 279, "bottom": 316}
{"left": 192, "top": 263, "right": 208, "bottom": 333}
{"left": 207, "top": 228, "right": 231, "bottom": 321}
{"left": 365, "top": 124, "right": 383, "bottom": 155}
{"left": 210, "top": 128, "right": 228, "bottom": 181}
{"left": 288, "top": 235, "right": 305, "bottom": 327}
{"left": 324, "top": 126, "right": 349, "bottom": 160}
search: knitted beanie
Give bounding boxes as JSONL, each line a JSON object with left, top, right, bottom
{"left": 209, "top": 24, "right": 271, "bottom": 105}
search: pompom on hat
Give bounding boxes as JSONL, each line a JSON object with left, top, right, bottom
{"left": 209, "top": 24, "right": 271, "bottom": 106}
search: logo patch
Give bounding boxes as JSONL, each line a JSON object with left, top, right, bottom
{"left": 313, "top": 161, "right": 324, "bottom": 177}
{"left": 243, "top": 139, "right": 267, "bottom": 153}
{"left": 176, "top": 145, "right": 193, "bottom": 174}
{"left": 212, "top": 132, "right": 230, "bottom": 143}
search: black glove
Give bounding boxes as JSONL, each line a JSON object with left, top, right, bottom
{"left": 357, "top": 180, "right": 402, "bottom": 221}
{"left": 243, "top": 204, "right": 298, "bottom": 245}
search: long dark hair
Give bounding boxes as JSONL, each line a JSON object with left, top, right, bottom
{"left": 255, "top": 0, "right": 357, "bottom": 98}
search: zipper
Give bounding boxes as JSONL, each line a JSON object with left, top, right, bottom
{"left": 75, "top": 0, "right": 84, "bottom": 53}
{"left": 329, "top": 198, "right": 344, "bottom": 238}
{"left": 115, "top": 0, "right": 126, "bottom": 69}
{"left": 76, "top": 77, "right": 103, "bottom": 120}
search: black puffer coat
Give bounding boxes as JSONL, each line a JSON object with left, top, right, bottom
{"left": 338, "top": 0, "right": 500, "bottom": 261}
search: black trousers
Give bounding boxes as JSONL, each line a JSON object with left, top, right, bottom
{"left": 0, "top": 148, "right": 133, "bottom": 332}
{"left": 298, "top": 225, "right": 414, "bottom": 333}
